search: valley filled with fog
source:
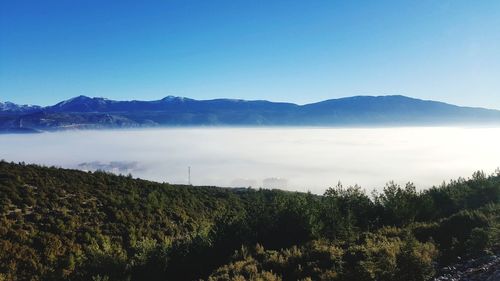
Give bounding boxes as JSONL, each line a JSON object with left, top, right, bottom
{"left": 1, "top": 127, "right": 499, "bottom": 194}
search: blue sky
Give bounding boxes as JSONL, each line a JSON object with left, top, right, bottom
{"left": 1, "top": 1, "right": 500, "bottom": 108}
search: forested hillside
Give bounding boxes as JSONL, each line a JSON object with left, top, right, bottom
{"left": 0, "top": 161, "right": 499, "bottom": 280}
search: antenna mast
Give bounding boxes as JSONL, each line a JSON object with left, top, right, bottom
{"left": 188, "top": 166, "right": 191, "bottom": 185}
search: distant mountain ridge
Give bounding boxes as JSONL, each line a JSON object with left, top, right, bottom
{"left": 1, "top": 95, "right": 500, "bottom": 132}
{"left": 0, "top": 101, "right": 41, "bottom": 113}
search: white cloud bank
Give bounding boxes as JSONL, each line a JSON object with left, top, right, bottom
{"left": 1, "top": 127, "right": 499, "bottom": 194}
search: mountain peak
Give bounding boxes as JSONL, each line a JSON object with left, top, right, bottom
{"left": 70, "top": 95, "right": 93, "bottom": 101}
{"left": 75, "top": 94, "right": 92, "bottom": 99}
{"left": 161, "top": 96, "right": 192, "bottom": 102}
{"left": 56, "top": 95, "right": 92, "bottom": 106}
{"left": 0, "top": 101, "right": 41, "bottom": 112}
{"left": 51, "top": 95, "right": 110, "bottom": 112}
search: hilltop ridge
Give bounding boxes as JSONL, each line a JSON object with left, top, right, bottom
{"left": 1, "top": 95, "right": 500, "bottom": 132}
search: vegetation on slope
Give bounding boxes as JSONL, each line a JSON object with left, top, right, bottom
{"left": 0, "top": 161, "right": 498, "bottom": 280}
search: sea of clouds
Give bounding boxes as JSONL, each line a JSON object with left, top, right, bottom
{"left": 1, "top": 127, "right": 499, "bottom": 194}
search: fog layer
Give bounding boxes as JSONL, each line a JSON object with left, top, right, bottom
{"left": 1, "top": 127, "right": 499, "bottom": 194}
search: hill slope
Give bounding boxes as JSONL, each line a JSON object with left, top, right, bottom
{"left": 0, "top": 161, "right": 498, "bottom": 280}
{"left": 1, "top": 95, "right": 500, "bottom": 132}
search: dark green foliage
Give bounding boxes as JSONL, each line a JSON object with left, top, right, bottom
{"left": 0, "top": 161, "right": 498, "bottom": 281}
{"left": 320, "top": 183, "right": 375, "bottom": 240}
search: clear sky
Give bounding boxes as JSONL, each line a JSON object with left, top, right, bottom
{"left": 1, "top": 1, "right": 500, "bottom": 108}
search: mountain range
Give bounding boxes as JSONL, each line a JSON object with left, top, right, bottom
{"left": 1, "top": 95, "right": 500, "bottom": 132}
